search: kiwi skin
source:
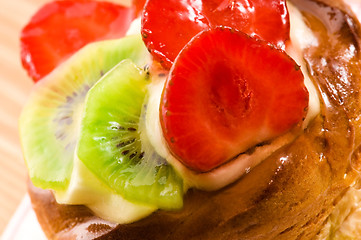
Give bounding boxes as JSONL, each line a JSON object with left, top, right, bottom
{"left": 20, "top": 35, "right": 150, "bottom": 191}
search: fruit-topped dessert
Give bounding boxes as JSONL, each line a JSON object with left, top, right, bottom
{"left": 18, "top": 0, "right": 361, "bottom": 239}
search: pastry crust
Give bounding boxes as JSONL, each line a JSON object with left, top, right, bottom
{"left": 28, "top": 0, "right": 361, "bottom": 239}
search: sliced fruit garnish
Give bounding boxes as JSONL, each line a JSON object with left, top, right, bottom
{"left": 77, "top": 60, "right": 183, "bottom": 209}
{"left": 160, "top": 27, "right": 309, "bottom": 172}
{"left": 55, "top": 154, "right": 157, "bottom": 224}
{"left": 21, "top": 0, "right": 135, "bottom": 82}
{"left": 19, "top": 35, "right": 149, "bottom": 190}
{"left": 141, "top": 0, "right": 290, "bottom": 69}
{"left": 133, "top": 0, "right": 146, "bottom": 16}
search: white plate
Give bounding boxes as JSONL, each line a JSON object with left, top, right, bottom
{"left": 2, "top": 195, "right": 47, "bottom": 240}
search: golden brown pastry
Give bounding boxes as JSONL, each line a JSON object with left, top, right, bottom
{"left": 26, "top": 0, "right": 361, "bottom": 239}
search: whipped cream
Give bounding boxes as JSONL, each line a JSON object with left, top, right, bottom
{"left": 55, "top": 155, "right": 156, "bottom": 223}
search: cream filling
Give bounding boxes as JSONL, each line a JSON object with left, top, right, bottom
{"left": 146, "top": 76, "right": 297, "bottom": 190}
{"left": 54, "top": 3, "right": 321, "bottom": 223}
{"left": 287, "top": 2, "right": 320, "bottom": 129}
{"left": 146, "top": 3, "right": 321, "bottom": 191}
{"left": 55, "top": 154, "right": 157, "bottom": 223}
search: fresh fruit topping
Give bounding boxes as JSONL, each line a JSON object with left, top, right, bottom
{"left": 77, "top": 60, "right": 183, "bottom": 209}
{"left": 160, "top": 28, "right": 309, "bottom": 172}
{"left": 142, "top": 0, "right": 290, "bottom": 69}
{"left": 133, "top": 0, "right": 146, "bottom": 16}
{"left": 55, "top": 151, "right": 157, "bottom": 224}
{"left": 21, "top": 0, "right": 135, "bottom": 82}
{"left": 19, "top": 35, "right": 150, "bottom": 190}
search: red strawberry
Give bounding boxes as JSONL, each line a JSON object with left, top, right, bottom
{"left": 133, "top": 0, "right": 147, "bottom": 16}
{"left": 160, "top": 27, "right": 308, "bottom": 172}
{"left": 21, "top": 0, "right": 135, "bottom": 82}
{"left": 142, "top": 0, "right": 289, "bottom": 69}
{"left": 142, "top": 0, "right": 208, "bottom": 69}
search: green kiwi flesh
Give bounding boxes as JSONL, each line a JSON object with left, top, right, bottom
{"left": 77, "top": 60, "right": 184, "bottom": 209}
{"left": 19, "top": 35, "right": 150, "bottom": 191}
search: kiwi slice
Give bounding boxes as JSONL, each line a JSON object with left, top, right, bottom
{"left": 19, "top": 35, "right": 150, "bottom": 191}
{"left": 77, "top": 60, "right": 184, "bottom": 209}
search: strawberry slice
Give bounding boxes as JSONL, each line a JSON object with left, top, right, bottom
{"left": 142, "top": 0, "right": 289, "bottom": 69}
{"left": 142, "top": 0, "right": 208, "bottom": 69}
{"left": 160, "top": 27, "right": 308, "bottom": 172}
{"left": 133, "top": 0, "right": 147, "bottom": 16}
{"left": 21, "top": 0, "right": 135, "bottom": 82}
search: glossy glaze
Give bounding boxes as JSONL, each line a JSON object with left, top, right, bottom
{"left": 28, "top": 0, "right": 361, "bottom": 239}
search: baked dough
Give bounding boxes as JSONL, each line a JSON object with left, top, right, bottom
{"left": 28, "top": 0, "right": 361, "bottom": 239}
